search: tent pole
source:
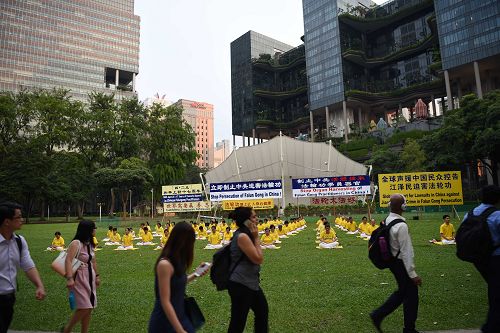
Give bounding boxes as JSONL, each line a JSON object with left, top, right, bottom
{"left": 327, "top": 140, "right": 332, "bottom": 171}
{"left": 234, "top": 148, "right": 241, "bottom": 181}
{"left": 279, "top": 132, "right": 286, "bottom": 214}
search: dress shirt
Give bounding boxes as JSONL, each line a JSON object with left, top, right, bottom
{"left": 0, "top": 233, "right": 35, "bottom": 294}
{"left": 386, "top": 213, "right": 417, "bottom": 279}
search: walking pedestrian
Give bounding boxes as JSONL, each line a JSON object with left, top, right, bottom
{"left": 370, "top": 194, "right": 422, "bottom": 333}
{"left": 0, "top": 201, "right": 45, "bottom": 333}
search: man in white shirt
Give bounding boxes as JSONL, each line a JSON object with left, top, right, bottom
{"left": 0, "top": 202, "right": 45, "bottom": 333}
{"left": 370, "top": 194, "right": 422, "bottom": 333}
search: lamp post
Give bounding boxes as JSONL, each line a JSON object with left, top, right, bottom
{"left": 129, "top": 189, "right": 132, "bottom": 219}
{"left": 151, "top": 188, "right": 154, "bottom": 219}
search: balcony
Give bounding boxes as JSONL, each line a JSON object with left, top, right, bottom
{"left": 253, "top": 86, "right": 307, "bottom": 101}
{"left": 345, "top": 78, "right": 445, "bottom": 106}
{"left": 342, "top": 34, "right": 436, "bottom": 68}
{"left": 338, "top": 0, "right": 434, "bottom": 33}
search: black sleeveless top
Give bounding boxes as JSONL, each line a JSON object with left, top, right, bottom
{"left": 148, "top": 260, "right": 194, "bottom": 333}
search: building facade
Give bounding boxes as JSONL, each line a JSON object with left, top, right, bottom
{"left": 231, "top": 0, "right": 500, "bottom": 142}
{"left": 0, "top": 0, "right": 140, "bottom": 100}
{"left": 231, "top": 31, "right": 299, "bottom": 143}
{"left": 175, "top": 99, "right": 214, "bottom": 169}
{"left": 213, "top": 139, "right": 230, "bottom": 168}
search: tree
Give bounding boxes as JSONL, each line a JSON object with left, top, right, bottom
{"left": 0, "top": 91, "right": 31, "bottom": 156}
{"left": 368, "top": 146, "right": 403, "bottom": 181}
{"left": 146, "top": 103, "right": 197, "bottom": 186}
{"left": 400, "top": 139, "right": 426, "bottom": 172}
{"left": 111, "top": 97, "right": 147, "bottom": 161}
{"left": 46, "top": 152, "right": 93, "bottom": 221}
{"left": 94, "top": 158, "right": 153, "bottom": 218}
{"left": 0, "top": 141, "right": 50, "bottom": 222}
{"left": 421, "top": 91, "right": 500, "bottom": 185}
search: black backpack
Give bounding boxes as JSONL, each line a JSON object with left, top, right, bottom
{"left": 456, "top": 206, "right": 498, "bottom": 263}
{"left": 210, "top": 239, "right": 244, "bottom": 291}
{"left": 368, "top": 219, "right": 404, "bottom": 269}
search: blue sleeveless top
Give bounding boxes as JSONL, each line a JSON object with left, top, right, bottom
{"left": 148, "top": 261, "right": 194, "bottom": 333}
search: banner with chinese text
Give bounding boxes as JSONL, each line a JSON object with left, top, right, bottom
{"left": 310, "top": 197, "right": 360, "bottom": 205}
{"left": 292, "top": 175, "right": 371, "bottom": 198}
{"left": 209, "top": 180, "right": 282, "bottom": 202}
{"left": 222, "top": 199, "right": 275, "bottom": 211}
{"left": 378, "top": 171, "right": 463, "bottom": 206}
{"left": 162, "top": 184, "right": 211, "bottom": 212}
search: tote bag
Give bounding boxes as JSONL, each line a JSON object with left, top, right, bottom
{"left": 51, "top": 240, "right": 82, "bottom": 277}
{"left": 185, "top": 296, "right": 205, "bottom": 331}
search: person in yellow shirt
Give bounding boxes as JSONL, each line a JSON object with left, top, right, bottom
{"left": 103, "top": 225, "right": 113, "bottom": 241}
{"left": 168, "top": 222, "right": 174, "bottom": 233}
{"left": 47, "top": 231, "right": 65, "bottom": 251}
{"left": 346, "top": 217, "right": 358, "bottom": 234}
{"left": 317, "top": 217, "right": 328, "bottom": 235}
{"left": 367, "top": 218, "right": 379, "bottom": 236}
{"left": 316, "top": 214, "right": 325, "bottom": 228}
{"left": 105, "top": 227, "right": 121, "bottom": 245}
{"left": 155, "top": 228, "right": 170, "bottom": 250}
{"left": 284, "top": 221, "right": 297, "bottom": 235}
{"left": 261, "top": 228, "right": 280, "bottom": 249}
{"left": 204, "top": 225, "right": 222, "bottom": 249}
{"left": 230, "top": 220, "right": 237, "bottom": 231}
{"left": 439, "top": 215, "right": 456, "bottom": 245}
{"left": 137, "top": 226, "right": 154, "bottom": 245}
{"left": 221, "top": 226, "right": 233, "bottom": 245}
{"left": 138, "top": 223, "right": 146, "bottom": 239}
{"left": 269, "top": 224, "right": 281, "bottom": 244}
{"left": 116, "top": 228, "right": 135, "bottom": 250}
{"left": 197, "top": 226, "right": 208, "bottom": 240}
{"left": 154, "top": 222, "right": 164, "bottom": 236}
{"left": 358, "top": 216, "right": 370, "bottom": 238}
{"left": 277, "top": 224, "right": 288, "bottom": 239}
{"left": 317, "top": 224, "right": 340, "bottom": 249}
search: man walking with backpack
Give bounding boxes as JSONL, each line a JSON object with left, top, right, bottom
{"left": 0, "top": 201, "right": 46, "bottom": 333}
{"left": 457, "top": 185, "right": 500, "bottom": 333}
{"left": 370, "top": 194, "right": 422, "bottom": 333}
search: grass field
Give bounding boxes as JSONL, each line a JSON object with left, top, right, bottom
{"left": 10, "top": 213, "right": 487, "bottom": 333}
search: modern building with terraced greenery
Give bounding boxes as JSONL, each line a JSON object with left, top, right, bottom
{"left": 231, "top": 0, "right": 500, "bottom": 143}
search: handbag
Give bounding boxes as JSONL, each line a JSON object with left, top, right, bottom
{"left": 51, "top": 240, "right": 82, "bottom": 277}
{"left": 184, "top": 296, "right": 205, "bottom": 331}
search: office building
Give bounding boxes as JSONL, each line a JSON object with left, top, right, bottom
{"left": 175, "top": 99, "right": 214, "bottom": 169}
{"left": 0, "top": 0, "right": 140, "bottom": 100}
{"left": 214, "top": 139, "right": 230, "bottom": 168}
{"left": 231, "top": 0, "right": 500, "bottom": 141}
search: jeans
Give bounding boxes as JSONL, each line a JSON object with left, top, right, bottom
{"left": 0, "top": 293, "right": 16, "bottom": 333}
{"left": 372, "top": 259, "right": 419, "bottom": 331}
{"left": 227, "top": 281, "right": 268, "bottom": 333}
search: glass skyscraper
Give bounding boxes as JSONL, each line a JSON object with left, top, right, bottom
{"left": 435, "top": 0, "right": 500, "bottom": 70}
{"left": 0, "top": 0, "right": 140, "bottom": 100}
{"left": 230, "top": 31, "right": 295, "bottom": 139}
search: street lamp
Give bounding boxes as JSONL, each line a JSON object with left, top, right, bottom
{"left": 151, "top": 188, "right": 154, "bottom": 219}
{"left": 129, "top": 189, "right": 132, "bottom": 219}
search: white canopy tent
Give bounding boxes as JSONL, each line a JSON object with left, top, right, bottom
{"left": 204, "top": 134, "right": 370, "bottom": 207}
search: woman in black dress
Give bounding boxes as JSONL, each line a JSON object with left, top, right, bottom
{"left": 149, "top": 222, "right": 208, "bottom": 333}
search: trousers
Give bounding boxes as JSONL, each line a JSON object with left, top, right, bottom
{"left": 227, "top": 281, "right": 268, "bottom": 333}
{"left": 0, "top": 292, "right": 16, "bottom": 333}
{"left": 372, "top": 259, "right": 419, "bottom": 331}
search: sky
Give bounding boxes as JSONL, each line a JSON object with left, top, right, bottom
{"left": 135, "top": 0, "right": 384, "bottom": 144}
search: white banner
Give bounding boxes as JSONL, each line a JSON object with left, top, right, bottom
{"left": 209, "top": 180, "right": 283, "bottom": 202}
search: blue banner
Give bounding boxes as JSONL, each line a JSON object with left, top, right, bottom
{"left": 292, "top": 175, "right": 371, "bottom": 197}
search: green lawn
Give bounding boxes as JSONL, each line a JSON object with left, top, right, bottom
{"left": 11, "top": 213, "right": 486, "bottom": 333}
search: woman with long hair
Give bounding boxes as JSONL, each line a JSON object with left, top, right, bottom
{"left": 149, "top": 222, "right": 209, "bottom": 333}
{"left": 62, "top": 220, "right": 100, "bottom": 333}
{"left": 227, "top": 207, "right": 268, "bottom": 333}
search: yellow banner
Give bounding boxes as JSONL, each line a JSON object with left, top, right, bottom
{"left": 222, "top": 199, "right": 275, "bottom": 211}
{"left": 162, "top": 184, "right": 202, "bottom": 195}
{"left": 378, "top": 171, "right": 463, "bottom": 206}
